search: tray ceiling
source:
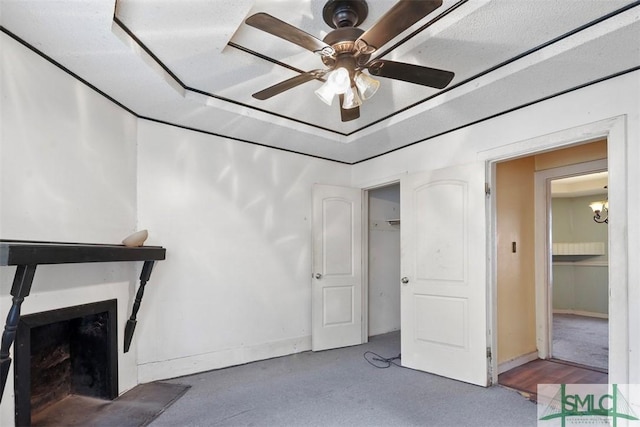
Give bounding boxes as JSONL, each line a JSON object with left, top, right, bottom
{"left": 1, "top": 0, "right": 639, "bottom": 163}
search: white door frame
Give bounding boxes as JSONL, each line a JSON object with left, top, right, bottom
{"left": 534, "top": 159, "right": 608, "bottom": 360}
{"left": 479, "top": 115, "right": 628, "bottom": 385}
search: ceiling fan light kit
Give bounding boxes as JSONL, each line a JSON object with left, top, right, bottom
{"left": 246, "top": 0, "right": 454, "bottom": 121}
{"left": 315, "top": 79, "right": 338, "bottom": 106}
{"left": 329, "top": 67, "right": 351, "bottom": 93}
{"left": 342, "top": 86, "right": 363, "bottom": 109}
{"left": 314, "top": 67, "right": 350, "bottom": 105}
{"left": 354, "top": 71, "right": 380, "bottom": 100}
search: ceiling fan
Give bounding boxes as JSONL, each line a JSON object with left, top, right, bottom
{"left": 245, "top": 0, "right": 455, "bottom": 122}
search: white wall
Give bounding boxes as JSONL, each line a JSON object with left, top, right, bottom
{"left": 352, "top": 71, "right": 640, "bottom": 385}
{"left": 368, "top": 185, "right": 401, "bottom": 336}
{"left": 134, "top": 120, "right": 350, "bottom": 381}
{"left": 0, "top": 30, "right": 351, "bottom": 411}
{"left": 352, "top": 73, "right": 639, "bottom": 187}
{"left": 0, "top": 33, "right": 140, "bottom": 425}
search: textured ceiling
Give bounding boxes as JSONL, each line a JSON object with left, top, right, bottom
{"left": 1, "top": 0, "right": 639, "bottom": 163}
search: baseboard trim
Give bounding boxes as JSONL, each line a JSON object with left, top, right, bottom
{"left": 553, "top": 309, "right": 608, "bottom": 319}
{"left": 137, "top": 335, "right": 312, "bottom": 383}
{"left": 498, "top": 351, "right": 539, "bottom": 374}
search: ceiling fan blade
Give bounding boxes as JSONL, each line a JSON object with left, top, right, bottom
{"left": 366, "top": 59, "right": 454, "bottom": 89}
{"left": 252, "top": 70, "right": 326, "bottom": 100}
{"left": 246, "top": 13, "right": 332, "bottom": 55}
{"left": 339, "top": 95, "right": 360, "bottom": 122}
{"left": 356, "top": 0, "right": 443, "bottom": 53}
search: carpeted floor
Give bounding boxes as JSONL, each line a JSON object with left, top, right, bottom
{"left": 150, "top": 332, "right": 537, "bottom": 426}
{"left": 552, "top": 313, "right": 608, "bottom": 370}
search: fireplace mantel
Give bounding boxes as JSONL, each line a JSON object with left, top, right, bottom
{"left": 0, "top": 239, "right": 165, "bottom": 265}
{"left": 0, "top": 239, "right": 166, "bottom": 402}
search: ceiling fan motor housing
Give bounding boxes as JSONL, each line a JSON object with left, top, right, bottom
{"left": 322, "top": 0, "right": 369, "bottom": 28}
{"left": 321, "top": 27, "right": 370, "bottom": 68}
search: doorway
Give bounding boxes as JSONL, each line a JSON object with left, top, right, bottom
{"left": 549, "top": 172, "right": 609, "bottom": 371}
{"left": 361, "top": 162, "right": 489, "bottom": 387}
{"left": 494, "top": 139, "right": 609, "bottom": 390}
{"left": 366, "top": 183, "right": 401, "bottom": 341}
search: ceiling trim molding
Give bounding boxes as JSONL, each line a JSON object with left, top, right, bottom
{"left": 0, "top": 26, "right": 137, "bottom": 118}
{"left": 111, "top": 0, "right": 640, "bottom": 138}
{"left": 110, "top": 0, "right": 466, "bottom": 136}
{"left": 112, "top": 16, "right": 185, "bottom": 91}
{"left": 3, "top": 1, "right": 638, "bottom": 165}
{"left": 349, "top": 0, "right": 640, "bottom": 136}
{"left": 352, "top": 66, "right": 640, "bottom": 165}
{"left": 0, "top": 26, "right": 350, "bottom": 165}
{"left": 227, "top": 42, "right": 308, "bottom": 75}
{"left": 139, "top": 117, "right": 351, "bottom": 165}
{"left": 111, "top": 16, "right": 344, "bottom": 136}
{"left": 3, "top": 24, "right": 637, "bottom": 166}
{"left": 370, "top": 0, "right": 470, "bottom": 63}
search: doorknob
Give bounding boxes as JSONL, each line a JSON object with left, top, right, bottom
{"left": 401, "top": 277, "right": 409, "bottom": 284}
{"left": 314, "top": 273, "right": 322, "bottom": 279}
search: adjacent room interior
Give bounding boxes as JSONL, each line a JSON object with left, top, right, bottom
{"left": 550, "top": 172, "right": 609, "bottom": 371}
{"left": 367, "top": 183, "right": 401, "bottom": 342}
{"left": 496, "top": 141, "right": 610, "bottom": 400}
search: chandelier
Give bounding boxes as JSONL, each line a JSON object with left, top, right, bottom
{"left": 589, "top": 186, "right": 608, "bottom": 224}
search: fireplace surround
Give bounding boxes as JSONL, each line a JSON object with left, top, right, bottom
{"left": 0, "top": 240, "right": 166, "bottom": 425}
{"left": 14, "top": 300, "right": 118, "bottom": 426}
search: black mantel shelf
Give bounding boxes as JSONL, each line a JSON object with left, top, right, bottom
{"left": 0, "top": 239, "right": 166, "bottom": 265}
{"left": 0, "top": 239, "right": 166, "bottom": 403}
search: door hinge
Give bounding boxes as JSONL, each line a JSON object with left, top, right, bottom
{"left": 486, "top": 347, "right": 492, "bottom": 360}
{"left": 484, "top": 183, "right": 491, "bottom": 196}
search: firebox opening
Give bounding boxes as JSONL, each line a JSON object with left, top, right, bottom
{"left": 15, "top": 299, "right": 118, "bottom": 426}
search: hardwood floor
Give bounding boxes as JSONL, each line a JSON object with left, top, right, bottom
{"left": 498, "top": 359, "right": 608, "bottom": 402}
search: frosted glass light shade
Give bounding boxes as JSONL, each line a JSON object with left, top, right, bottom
{"left": 355, "top": 72, "right": 380, "bottom": 100}
{"left": 589, "top": 201, "right": 605, "bottom": 213}
{"left": 329, "top": 67, "right": 351, "bottom": 94}
{"left": 315, "top": 68, "right": 353, "bottom": 105}
{"left": 315, "top": 81, "right": 336, "bottom": 105}
{"left": 342, "top": 86, "right": 362, "bottom": 109}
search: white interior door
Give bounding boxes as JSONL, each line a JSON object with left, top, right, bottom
{"left": 400, "top": 162, "right": 489, "bottom": 386}
{"left": 312, "top": 184, "right": 363, "bottom": 351}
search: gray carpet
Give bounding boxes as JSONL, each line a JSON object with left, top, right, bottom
{"left": 151, "top": 332, "right": 537, "bottom": 426}
{"left": 552, "top": 314, "right": 608, "bottom": 370}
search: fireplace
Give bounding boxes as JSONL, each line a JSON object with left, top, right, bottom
{"left": 14, "top": 300, "right": 118, "bottom": 426}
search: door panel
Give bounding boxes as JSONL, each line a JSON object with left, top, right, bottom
{"left": 414, "top": 295, "right": 467, "bottom": 348}
{"left": 322, "top": 198, "right": 354, "bottom": 275}
{"left": 415, "top": 181, "right": 466, "bottom": 282}
{"left": 312, "top": 184, "right": 362, "bottom": 351}
{"left": 401, "top": 162, "right": 488, "bottom": 386}
{"left": 323, "top": 286, "right": 354, "bottom": 326}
